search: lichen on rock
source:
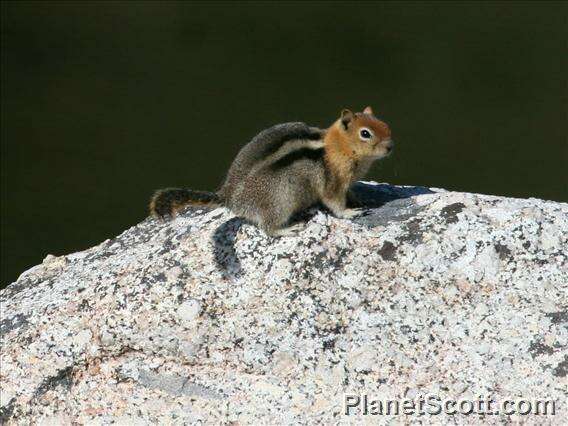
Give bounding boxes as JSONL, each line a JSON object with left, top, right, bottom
{"left": 1, "top": 182, "right": 567, "bottom": 424}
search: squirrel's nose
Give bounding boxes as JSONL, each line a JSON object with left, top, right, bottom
{"left": 384, "top": 139, "right": 394, "bottom": 151}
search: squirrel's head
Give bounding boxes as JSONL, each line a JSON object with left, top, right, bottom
{"left": 334, "top": 106, "right": 393, "bottom": 160}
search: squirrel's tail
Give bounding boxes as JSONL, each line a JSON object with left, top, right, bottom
{"left": 149, "top": 188, "right": 222, "bottom": 218}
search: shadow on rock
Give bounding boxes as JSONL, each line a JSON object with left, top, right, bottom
{"left": 350, "top": 182, "right": 436, "bottom": 228}
{"left": 212, "top": 217, "right": 244, "bottom": 280}
{"left": 349, "top": 182, "right": 435, "bottom": 208}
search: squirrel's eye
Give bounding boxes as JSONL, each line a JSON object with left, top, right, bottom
{"left": 359, "top": 128, "right": 372, "bottom": 140}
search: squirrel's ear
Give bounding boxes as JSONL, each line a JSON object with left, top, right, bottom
{"left": 363, "top": 106, "right": 374, "bottom": 115}
{"left": 340, "top": 109, "right": 353, "bottom": 129}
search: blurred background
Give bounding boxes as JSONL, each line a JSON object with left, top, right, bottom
{"left": 1, "top": 1, "right": 567, "bottom": 287}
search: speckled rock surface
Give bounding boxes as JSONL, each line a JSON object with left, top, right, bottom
{"left": 1, "top": 182, "right": 567, "bottom": 424}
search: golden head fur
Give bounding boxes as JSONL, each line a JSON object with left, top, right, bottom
{"left": 324, "top": 106, "right": 393, "bottom": 187}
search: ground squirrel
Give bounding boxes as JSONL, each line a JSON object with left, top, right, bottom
{"left": 150, "top": 107, "right": 393, "bottom": 236}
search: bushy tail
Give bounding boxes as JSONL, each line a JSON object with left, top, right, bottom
{"left": 149, "top": 188, "right": 221, "bottom": 218}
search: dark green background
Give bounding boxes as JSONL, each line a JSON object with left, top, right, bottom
{"left": 2, "top": 1, "right": 567, "bottom": 287}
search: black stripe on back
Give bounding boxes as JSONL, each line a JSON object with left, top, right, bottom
{"left": 268, "top": 147, "right": 325, "bottom": 171}
{"left": 253, "top": 123, "right": 323, "bottom": 160}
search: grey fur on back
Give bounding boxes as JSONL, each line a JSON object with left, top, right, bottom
{"left": 218, "top": 122, "right": 326, "bottom": 234}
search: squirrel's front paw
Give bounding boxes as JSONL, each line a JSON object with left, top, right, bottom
{"left": 338, "top": 208, "right": 364, "bottom": 219}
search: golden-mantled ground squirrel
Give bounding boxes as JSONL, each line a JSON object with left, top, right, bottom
{"left": 150, "top": 107, "right": 393, "bottom": 236}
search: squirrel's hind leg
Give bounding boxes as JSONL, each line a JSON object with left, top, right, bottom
{"left": 255, "top": 208, "right": 302, "bottom": 238}
{"left": 269, "top": 223, "right": 305, "bottom": 238}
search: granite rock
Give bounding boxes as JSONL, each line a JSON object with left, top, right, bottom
{"left": 1, "top": 182, "right": 567, "bottom": 424}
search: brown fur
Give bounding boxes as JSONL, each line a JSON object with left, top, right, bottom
{"left": 150, "top": 188, "right": 220, "bottom": 217}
